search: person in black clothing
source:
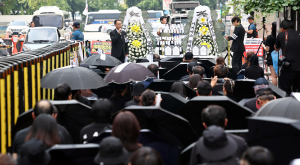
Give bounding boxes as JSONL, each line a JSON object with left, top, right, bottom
{"left": 80, "top": 99, "right": 113, "bottom": 143}
{"left": 240, "top": 146, "right": 274, "bottom": 165}
{"left": 170, "top": 82, "right": 187, "bottom": 98}
{"left": 125, "top": 82, "right": 145, "bottom": 107}
{"left": 226, "top": 16, "right": 246, "bottom": 73}
{"left": 141, "top": 64, "right": 158, "bottom": 88}
{"left": 109, "top": 84, "right": 128, "bottom": 113}
{"left": 110, "top": 19, "right": 128, "bottom": 63}
{"left": 189, "top": 105, "right": 248, "bottom": 165}
{"left": 72, "top": 90, "right": 91, "bottom": 106}
{"left": 212, "top": 65, "right": 229, "bottom": 95}
{"left": 264, "top": 22, "right": 278, "bottom": 86}
{"left": 196, "top": 80, "right": 212, "bottom": 96}
{"left": 180, "top": 61, "right": 199, "bottom": 81}
{"left": 192, "top": 66, "right": 205, "bottom": 78}
{"left": 275, "top": 20, "right": 300, "bottom": 95}
{"left": 242, "top": 51, "right": 255, "bottom": 70}
{"left": 188, "top": 74, "right": 202, "bottom": 89}
{"left": 12, "top": 100, "right": 72, "bottom": 159}
{"left": 223, "top": 79, "right": 237, "bottom": 102}
{"left": 243, "top": 78, "right": 269, "bottom": 112}
{"left": 140, "top": 90, "right": 157, "bottom": 106}
{"left": 130, "top": 147, "right": 164, "bottom": 165}
{"left": 245, "top": 55, "right": 264, "bottom": 80}
{"left": 183, "top": 52, "right": 194, "bottom": 62}
{"left": 245, "top": 16, "right": 258, "bottom": 38}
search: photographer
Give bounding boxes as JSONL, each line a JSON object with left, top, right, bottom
{"left": 275, "top": 20, "right": 300, "bottom": 95}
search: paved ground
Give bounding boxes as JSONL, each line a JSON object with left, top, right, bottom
{"left": 83, "top": 32, "right": 110, "bottom": 41}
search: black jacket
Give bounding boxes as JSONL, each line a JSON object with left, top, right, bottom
{"left": 110, "top": 29, "right": 129, "bottom": 58}
{"left": 245, "top": 55, "right": 264, "bottom": 80}
{"left": 228, "top": 25, "right": 245, "bottom": 53}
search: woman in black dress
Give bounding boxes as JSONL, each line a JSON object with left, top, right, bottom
{"left": 263, "top": 22, "right": 277, "bottom": 86}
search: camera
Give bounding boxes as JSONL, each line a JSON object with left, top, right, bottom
{"left": 278, "top": 56, "right": 291, "bottom": 68}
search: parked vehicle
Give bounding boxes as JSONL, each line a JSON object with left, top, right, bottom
{"left": 6, "top": 20, "right": 29, "bottom": 37}
{"left": 102, "top": 24, "right": 115, "bottom": 34}
{"left": 23, "top": 27, "right": 61, "bottom": 51}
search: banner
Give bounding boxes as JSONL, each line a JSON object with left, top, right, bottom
{"left": 91, "top": 41, "right": 112, "bottom": 54}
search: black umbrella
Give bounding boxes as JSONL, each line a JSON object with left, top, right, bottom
{"left": 13, "top": 109, "right": 33, "bottom": 138}
{"left": 104, "top": 63, "right": 155, "bottom": 84}
{"left": 247, "top": 116, "right": 300, "bottom": 165}
{"left": 41, "top": 66, "right": 107, "bottom": 90}
{"left": 254, "top": 97, "right": 300, "bottom": 120}
{"left": 117, "top": 106, "right": 198, "bottom": 148}
{"left": 51, "top": 100, "right": 94, "bottom": 143}
{"left": 175, "top": 96, "right": 253, "bottom": 136}
{"left": 159, "top": 92, "right": 188, "bottom": 112}
{"left": 48, "top": 144, "right": 99, "bottom": 165}
{"left": 89, "top": 129, "right": 180, "bottom": 165}
{"left": 80, "top": 54, "right": 122, "bottom": 67}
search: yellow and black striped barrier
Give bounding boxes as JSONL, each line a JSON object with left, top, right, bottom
{"left": 0, "top": 41, "right": 84, "bottom": 153}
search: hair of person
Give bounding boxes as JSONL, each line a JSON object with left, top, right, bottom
{"left": 193, "top": 66, "right": 205, "bottom": 77}
{"left": 242, "top": 146, "right": 274, "bottom": 165}
{"left": 112, "top": 84, "right": 127, "bottom": 100}
{"left": 25, "top": 114, "right": 60, "bottom": 148}
{"left": 160, "top": 16, "right": 166, "bottom": 22}
{"left": 170, "top": 82, "right": 187, "bottom": 97}
{"left": 54, "top": 83, "right": 71, "bottom": 100}
{"left": 33, "top": 100, "right": 54, "bottom": 117}
{"left": 81, "top": 89, "right": 93, "bottom": 97}
{"left": 258, "top": 94, "right": 275, "bottom": 101}
{"left": 202, "top": 105, "right": 227, "bottom": 127}
{"left": 280, "top": 19, "right": 294, "bottom": 30}
{"left": 130, "top": 147, "right": 164, "bottom": 165}
{"left": 153, "top": 54, "right": 160, "bottom": 60}
{"left": 133, "top": 96, "right": 141, "bottom": 102}
{"left": 0, "top": 154, "right": 15, "bottom": 165}
{"left": 213, "top": 65, "right": 229, "bottom": 78}
{"left": 188, "top": 74, "right": 202, "bottom": 89}
{"left": 114, "top": 19, "right": 121, "bottom": 25}
{"left": 197, "top": 80, "right": 212, "bottom": 96}
{"left": 147, "top": 64, "right": 159, "bottom": 77}
{"left": 231, "top": 16, "right": 241, "bottom": 23}
{"left": 216, "top": 57, "right": 225, "bottom": 65}
{"left": 91, "top": 99, "right": 113, "bottom": 122}
{"left": 112, "top": 111, "right": 140, "bottom": 151}
{"left": 223, "top": 79, "right": 235, "bottom": 96}
{"left": 71, "top": 90, "right": 82, "bottom": 101}
{"left": 141, "top": 90, "right": 156, "bottom": 106}
{"left": 271, "top": 22, "right": 277, "bottom": 37}
{"left": 246, "top": 51, "right": 255, "bottom": 66}
{"left": 31, "top": 21, "right": 34, "bottom": 24}
{"left": 188, "top": 61, "right": 198, "bottom": 74}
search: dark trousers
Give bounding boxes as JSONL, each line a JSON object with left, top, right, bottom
{"left": 114, "top": 51, "right": 125, "bottom": 63}
{"left": 279, "top": 70, "right": 300, "bottom": 95}
{"left": 232, "top": 52, "right": 244, "bottom": 74}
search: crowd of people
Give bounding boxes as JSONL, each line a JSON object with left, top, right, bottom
{"left": 1, "top": 17, "right": 300, "bottom": 165}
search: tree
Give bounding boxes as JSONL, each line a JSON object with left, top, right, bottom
{"left": 66, "top": 0, "right": 84, "bottom": 20}
{"left": 136, "top": 0, "right": 162, "bottom": 10}
{"left": 226, "top": 0, "right": 300, "bottom": 16}
{"left": 88, "top": 0, "right": 122, "bottom": 12}
{"left": 126, "top": 0, "right": 141, "bottom": 8}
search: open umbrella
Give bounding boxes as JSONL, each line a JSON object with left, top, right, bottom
{"left": 159, "top": 92, "right": 188, "bottom": 112}
{"left": 89, "top": 129, "right": 180, "bottom": 165}
{"left": 41, "top": 66, "right": 107, "bottom": 90}
{"left": 247, "top": 116, "right": 300, "bottom": 165}
{"left": 175, "top": 96, "right": 253, "bottom": 136}
{"left": 48, "top": 144, "right": 99, "bottom": 165}
{"left": 50, "top": 100, "right": 94, "bottom": 143}
{"left": 80, "top": 54, "right": 122, "bottom": 67}
{"left": 115, "top": 106, "right": 198, "bottom": 148}
{"left": 104, "top": 63, "right": 155, "bottom": 84}
{"left": 13, "top": 109, "right": 33, "bottom": 138}
{"left": 254, "top": 97, "right": 300, "bottom": 120}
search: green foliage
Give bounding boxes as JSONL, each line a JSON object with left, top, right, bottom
{"left": 136, "top": 0, "right": 162, "bottom": 10}
{"left": 226, "top": 0, "right": 300, "bottom": 16}
{"left": 88, "top": 0, "right": 122, "bottom": 11}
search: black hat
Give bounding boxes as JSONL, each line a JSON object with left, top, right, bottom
{"left": 184, "top": 52, "right": 193, "bottom": 60}
{"left": 94, "top": 136, "right": 129, "bottom": 164}
{"left": 247, "top": 16, "right": 254, "bottom": 20}
{"left": 256, "top": 87, "right": 274, "bottom": 97}
{"left": 17, "top": 139, "right": 51, "bottom": 165}
{"left": 73, "top": 22, "right": 80, "bottom": 28}
{"left": 198, "top": 126, "right": 237, "bottom": 161}
{"left": 132, "top": 82, "right": 145, "bottom": 96}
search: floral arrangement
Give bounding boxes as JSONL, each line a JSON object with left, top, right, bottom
{"left": 193, "top": 17, "right": 216, "bottom": 55}
{"left": 126, "top": 22, "right": 148, "bottom": 61}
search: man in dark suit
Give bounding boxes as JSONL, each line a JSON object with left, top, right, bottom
{"left": 110, "top": 20, "right": 128, "bottom": 63}
{"left": 226, "top": 16, "right": 246, "bottom": 74}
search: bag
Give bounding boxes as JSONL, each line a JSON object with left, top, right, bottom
{"left": 271, "top": 49, "right": 282, "bottom": 75}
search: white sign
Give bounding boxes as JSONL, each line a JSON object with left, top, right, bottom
{"left": 163, "top": 0, "right": 172, "bottom": 10}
